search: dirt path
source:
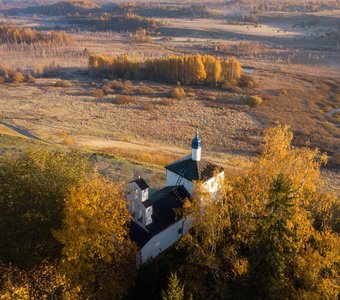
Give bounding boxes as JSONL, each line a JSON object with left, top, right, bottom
{"left": 0, "top": 121, "right": 48, "bottom": 142}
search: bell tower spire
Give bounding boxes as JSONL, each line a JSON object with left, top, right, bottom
{"left": 191, "top": 132, "right": 202, "bottom": 161}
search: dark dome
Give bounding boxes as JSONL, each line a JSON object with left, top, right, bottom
{"left": 191, "top": 132, "right": 202, "bottom": 149}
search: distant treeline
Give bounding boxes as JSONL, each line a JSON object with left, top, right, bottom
{"left": 89, "top": 54, "right": 242, "bottom": 85}
{"left": 2, "top": 0, "right": 101, "bottom": 16}
{"left": 67, "top": 13, "right": 160, "bottom": 33}
{"left": 0, "top": 23, "right": 71, "bottom": 44}
{"left": 120, "top": 4, "right": 217, "bottom": 18}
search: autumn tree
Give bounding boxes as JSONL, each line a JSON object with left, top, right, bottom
{"left": 0, "top": 261, "right": 68, "bottom": 299}
{"left": 179, "top": 124, "right": 339, "bottom": 299}
{"left": 54, "top": 172, "right": 137, "bottom": 299}
{"left": 88, "top": 53, "right": 241, "bottom": 86}
{"left": 161, "top": 272, "right": 184, "bottom": 300}
{"left": 0, "top": 149, "right": 91, "bottom": 267}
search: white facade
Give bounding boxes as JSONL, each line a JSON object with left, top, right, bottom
{"left": 166, "top": 169, "right": 225, "bottom": 197}
{"left": 166, "top": 170, "right": 195, "bottom": 194}
{"left": 127, "top": 181, "right": 151, "bottom": 227}
{"left": 139, "top": 218, "right": 191, "bottom": 263}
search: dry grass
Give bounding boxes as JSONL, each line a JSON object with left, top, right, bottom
{"left": 116, "top": 95, "right": 134, "bottom": 104}
{"left": 100, "top": 146, "right": 180, "bottom": 167}
{"left": 90, "top": 89, "right": 105, "bottom": 98}
{"left": 135, "top": 86, "right": 155, "bottom": 95}
{"left": 55, "top": 80, "right": 73, "bottom": 87}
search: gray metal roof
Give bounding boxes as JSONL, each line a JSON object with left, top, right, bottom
{"left": 130, "top": 177, "right": 149, "bottom": 190}
{"left": 165, "top": 155, "right": 223, "bottom": 182}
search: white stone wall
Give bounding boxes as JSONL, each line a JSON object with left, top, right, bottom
{"left": 128, "top": 182, "right": 151, "bottom": 227}
{"left": 203, "top": 171, "right": 225, "bottom": 200}
{"left": 166, "top": 170, "right": 224, "bottom": 198}
{"left": 140, "top": 218, "right": 191, "bottom": 263}
{"left": 166, "top": 170, "right": 195, "bottom": 193}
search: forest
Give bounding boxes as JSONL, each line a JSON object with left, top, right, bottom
{"left": 0, "top": 23, "right": 71, "bottom": 45}
{"left": 88, "top": 54, "right": 242, "bottom": 86}
{"left": 67, "top": 13, "right": 160, "bottom": 33}
{"left": 0, "top": 125, "right": 338, "bottom": 299}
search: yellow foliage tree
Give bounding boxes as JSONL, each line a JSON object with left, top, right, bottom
{"left": 54, "top": 172, "right": 136, "bottom": 299}
{"left": 179, "top": 124, "right": 339, "bottom": 299}
{"left": 88, "top": 53, "right": 241, "bottom": 86}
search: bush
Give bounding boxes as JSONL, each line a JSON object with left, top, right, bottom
{"left": 124, "top": 80, "right": 133, "bottom": 88}
{"left": 162, "top": 99, "right": 174, "bottom": 106}
{"left": 247, "top": 95, "right": 263, "bottom": 106}
{"left": 102, "top": 84, "right": 114, "bottom": 95}
{"left": 0, "top": 76, "right": 4, "bottom": 84}
{"left": 116, "top": 95, "right": 134, "bottom": 104}
{"left": 171, "top": 87, "right": 186, "bottom": 99}
{"left": 142, "top": 103, "right": 154, "bottom": 110}
{"left": 91, "top": 89, "right": 105, "bottom": 98}
{"left": 12, "top": 72, "right": 25, "bottom": 83}
{"left": 111, "top": 80, "right": 125, "bottom": 90}
{"left": 207, "top": 95, "right": 217, "bottom": 101}
{"left": 26, "top": 74, "right": 36, "bottom": 83}
{"left": 121, "top": 88, "right": 134, "bottom": 95}
{"left": 280, "top": 89, "right": 288, "bottom": 96}
{"left": 55, "top": 80, "right": 73, "bottom": 87}
{"left": 239, "top": 74, "right": 255, "bottom": 88}
{"left": 136, "top": 86, "right": 155, "bottom": 95}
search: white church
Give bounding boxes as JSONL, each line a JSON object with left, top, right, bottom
{"left": 127, "top": 133, "right": 224, "bottom": 264}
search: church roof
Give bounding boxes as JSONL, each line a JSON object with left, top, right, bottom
{"left": 146, "top": 185, "right": 190, "bottom": 234}
{"left": 165, "top": 155, "right": 223, "bottom": 182}
{"left": 129, "top": 221, "right": 152, "bottom": 248}
{"left": 130, "top": 177, "right": 149, "bottom": 190}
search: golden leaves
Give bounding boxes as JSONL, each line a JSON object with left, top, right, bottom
{"left": 54, "top": 172, "right": 136, "bottom": 298}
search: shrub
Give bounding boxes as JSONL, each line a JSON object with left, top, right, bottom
{"left": 280, "top": 89, "right": 288, "bottom": 96}
{"left": 121, "top": 88, "right": 134, "bottom": 95}
{"left": 26, "top": 74, "right": 36, "bottom": 83}
{"left": 247, "top": 95, "right": 263, "bottom": 106}
{"left": 12, "top": 72, "right": 25, "bottom": 83}
{"left": 111, "top": 80, "right": 125, "bottom": 90}
{"left": 239, "top": 74, "right": 255, "bottom": 88}
{"left": 162, "top": 99, "right": 174, "bottom": 106}
{"left": 124, "top": 80, "right": 133, "bottom": 88}
{"left": 207, "top": 95, "right": 217, "bottom": 101}
{"left": 102, "top": 84, "right": 114, "bottom": 95}
{"left": 142, "top": 103, "right": 154, "bottom": 110}
{"left": 91, "top": 89, "right": 105, "bottom": 98}
{"left": 136, "top": 86, "right": 155, "bottom": 95}
{"left": 116, "top": 95, "right": 134, "bottom": 104}
{"left": 0, "top": 76, "right": 4, "bottom": 84}
{"left": 55, "top": 80, "right": 73, "bottom": 87}
{"left": 171, "top": 87, "right": 186, "bottom": 99}
{"left": 230, "top": 86, "right": 243, "bottom": 94}
{"left": 246, "top": 81, "right": 254, "bottom": 88}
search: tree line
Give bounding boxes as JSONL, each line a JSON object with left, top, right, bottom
{"left": 89, "top": 53, "right": 242, "bottom": 86}
{"left": 0, "top": 23, "right": 71, "bottom": 45}
{"left": 0, "top": 125, "right": 338, "bottom": 299}
{"left": 68, "top": 13, "right": 160, "bottom": 33}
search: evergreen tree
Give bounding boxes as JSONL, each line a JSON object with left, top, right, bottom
{"left": 162, "top": 272, "right": 184, "bottom": 300}
{"left": 247, "top": 174, "right": 296, "bottom": 298}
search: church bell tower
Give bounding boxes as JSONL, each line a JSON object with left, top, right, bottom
{"left": 191, "top": 132, "right": 202, "bottom": 161}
